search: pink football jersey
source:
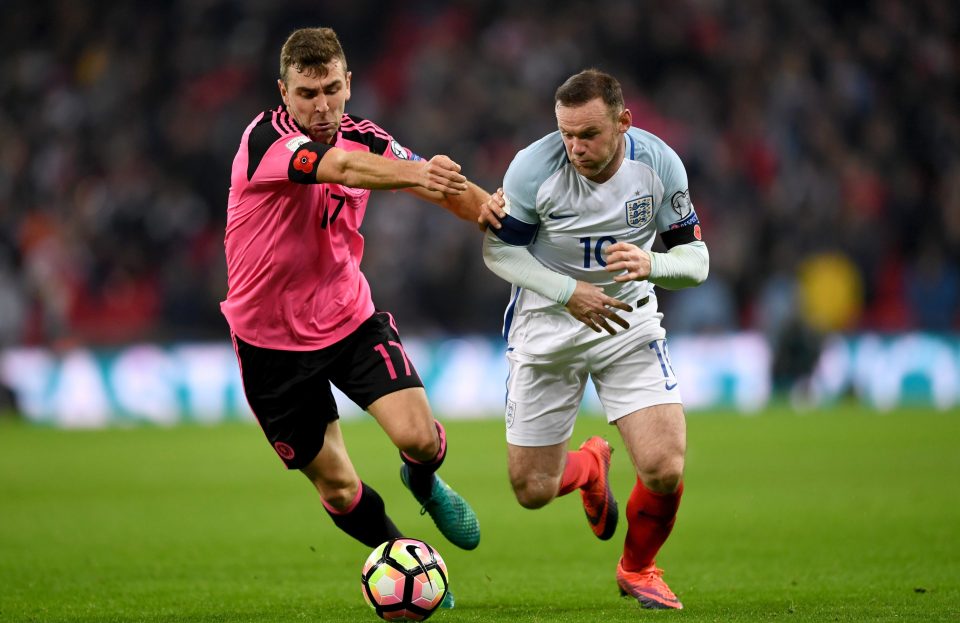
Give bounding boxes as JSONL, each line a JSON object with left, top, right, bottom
{"left": 221, "top": 107, "right": 418, "bottom": 350}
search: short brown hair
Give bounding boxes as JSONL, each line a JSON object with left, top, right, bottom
{"left": 279, "top": 27, "right": 348, "bottom": 83}
{"left": 555, "top": 69, "right": 624, "bottom": 115}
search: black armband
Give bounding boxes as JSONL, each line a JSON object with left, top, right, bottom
{"left": 660, "top": 222, "right": 703, "bottom": 249}
{"left": 287, "top": 142, "right": 333, "bottom": 184}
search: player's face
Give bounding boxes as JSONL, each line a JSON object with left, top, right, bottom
{"left": 556, "top": 98, "right": 631, "bottom": 183}
{"left": 278, "top": 58, "right": 351, "bottom": 143}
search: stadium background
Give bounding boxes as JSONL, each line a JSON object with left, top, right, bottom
{"left": 1, "top": 3, "right": 959, "bottom": 623}
{"left": 0, "top": 0, "right": 958, "bottom": 420}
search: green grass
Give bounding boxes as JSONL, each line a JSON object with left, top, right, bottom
{"left": 1, "top": 405, "right": 958, "bottom": 622}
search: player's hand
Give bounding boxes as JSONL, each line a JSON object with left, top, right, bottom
{"left": 604, "top": 242, "right": 652, "bottom": 282}
{"left": 422, "top": 155, "right": 468, "bottom": 194}
{"left": 478, "top": 187, "right": 506, "bottom": 232}
{"left": 565, "top": 281, "right": 632, "bottom": 334}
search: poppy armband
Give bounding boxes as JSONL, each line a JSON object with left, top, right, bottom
{"left": 287, "top": 142, "right": 333, "bottom": 184}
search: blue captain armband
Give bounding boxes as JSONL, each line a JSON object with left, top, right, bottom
{"left": 491, "top": 214, "right": 539, "bottom": 246}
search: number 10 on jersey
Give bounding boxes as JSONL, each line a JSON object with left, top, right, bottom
{"left": 580, "top": 236, "right": 618, "bottom": 268}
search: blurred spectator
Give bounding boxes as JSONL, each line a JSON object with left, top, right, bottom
{"left": 797, "top": 251, "right": 864, "bottom": 334}
{"left": 0, "top": 251, "right": 26, "bottom": 347}
{"left": 0, "top": 240, "right": 25, "bottom": 415}
{"left": 904, "top": 239, "right": 960, "bottom": 332}
{"left": 0, "top": 0, "right": 958, "bottom": 346}
{"left": 662, "top": 276, "right": 738, "bottom": 335}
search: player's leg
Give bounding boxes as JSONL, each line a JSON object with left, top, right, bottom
{"left": 327, "top": 310, "right": 444, "bottom": 473}
{"left": 332, "top": 311, "right": 478, "bottom": 550}
{"left": 310, "top": 392, "right": 459, "bottom": 610}
{"left": 614, "top": 403, "right": 686, "bottom": 609}
{"left": 231, "top": 333, "right": 402, "bottom": 548}
{"left": 592, "top": 337, "right": 686, "bottom": 609}
{"left": 617, "top": 403, "right": 685, "bottom": 568}
{"left": 367, "top": 387, "right": 480, "bottom": 550}
{"left": 367, "top": 386, "right": 444, "bottom": 495}
{"left": 364, "top": 388, "right": 466, "bottom": 608}
{"left": 301, "top": 420, "right": 402, "bottom": 547}
{"left": 503, "top": 348, "right": 614, "bottom": 532}
{"left": 507, "top": 435, "right": 618, "bottom": 539}
{"left": 506, "top": 441, "right": 566, "bottom": 508}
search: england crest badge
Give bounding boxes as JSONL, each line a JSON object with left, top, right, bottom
{"left": 625, "top": 195, "right": 654, "bottom": 228}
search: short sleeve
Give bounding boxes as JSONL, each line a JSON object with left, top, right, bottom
{"left": 652, "top": 144, "right": 703, "bottom": 249}
{"left": 491, "top": 147, "right": 548, "bottom": 246}
{"left": 502, "top": 153, "right": 542, "bottom": 225}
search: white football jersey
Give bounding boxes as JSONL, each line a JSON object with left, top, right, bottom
{"left": 497, "top": 127, "right": 701, "bottom": 356}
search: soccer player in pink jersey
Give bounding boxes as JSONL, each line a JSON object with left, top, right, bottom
{"left": 221, "top": 28, "right": 485, "bottom": 583}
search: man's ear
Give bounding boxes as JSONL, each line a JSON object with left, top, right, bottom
{"left": 618, "top": 108, "right": 632, "bottom": 133}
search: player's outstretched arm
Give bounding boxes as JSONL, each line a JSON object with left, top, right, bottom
{"left": 315, "top": 149, "right": 468, "bottom": 193}
{"left": 438, "top": 182, "right": 490, "bottom": 222}
{"left": 405, "top": 181, "right": 491, "bottom": 224}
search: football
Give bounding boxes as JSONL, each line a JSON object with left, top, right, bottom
{"left": 361, "top": 538, "right": 449, "bottom": 621}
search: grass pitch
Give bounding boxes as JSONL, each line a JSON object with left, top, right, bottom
{"left": 1, "top": 405, "right": 958, "bottom": 622}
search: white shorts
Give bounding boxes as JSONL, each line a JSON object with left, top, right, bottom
{"left": 504, "top": 336, "right": 683, "bottom": 446}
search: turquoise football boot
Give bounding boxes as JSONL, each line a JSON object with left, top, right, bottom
{"left": 439, "top": 588, "right": 455, "bottom": 609}
{"left": 400, "top": 465, "right": 480, "bottom": 550}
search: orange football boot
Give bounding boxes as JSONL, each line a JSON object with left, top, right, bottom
{"left": 578, "top": 436, "right": 618, "bottom": 540}
{"left": 616, "top": 559, "right": 683, "bottom": 610}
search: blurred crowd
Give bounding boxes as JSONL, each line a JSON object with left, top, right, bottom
{"left": 1, "top": 0, "right": 958, "bottom": 350}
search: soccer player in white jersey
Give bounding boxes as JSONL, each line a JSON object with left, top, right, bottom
{"left": 479, "top": 69, "right": 709, "bottom": 610}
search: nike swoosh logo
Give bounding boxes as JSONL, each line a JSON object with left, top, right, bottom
{"left": 665, "top": 381, "right": 677, "bottom": 391}
{"left": 406, "top": 544, "right": 435, "bottom": 589}
{"left": 548, "top": 212, "right": 576, "bottom": 220}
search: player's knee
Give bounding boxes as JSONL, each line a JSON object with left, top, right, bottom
{"left": 640, "top": 456, "right": 684, "bottom": 494}
{"left": 513, "top": 488, "right": 552, "bottom": 509}
{"left": 318, "top": 480, "right": 360, "bottom": 511}
{"left": 510, "top": 475, "right": 555, "bottom": 509}
{"left": 397, "top": 430, "right": 440, "bottom": 462}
